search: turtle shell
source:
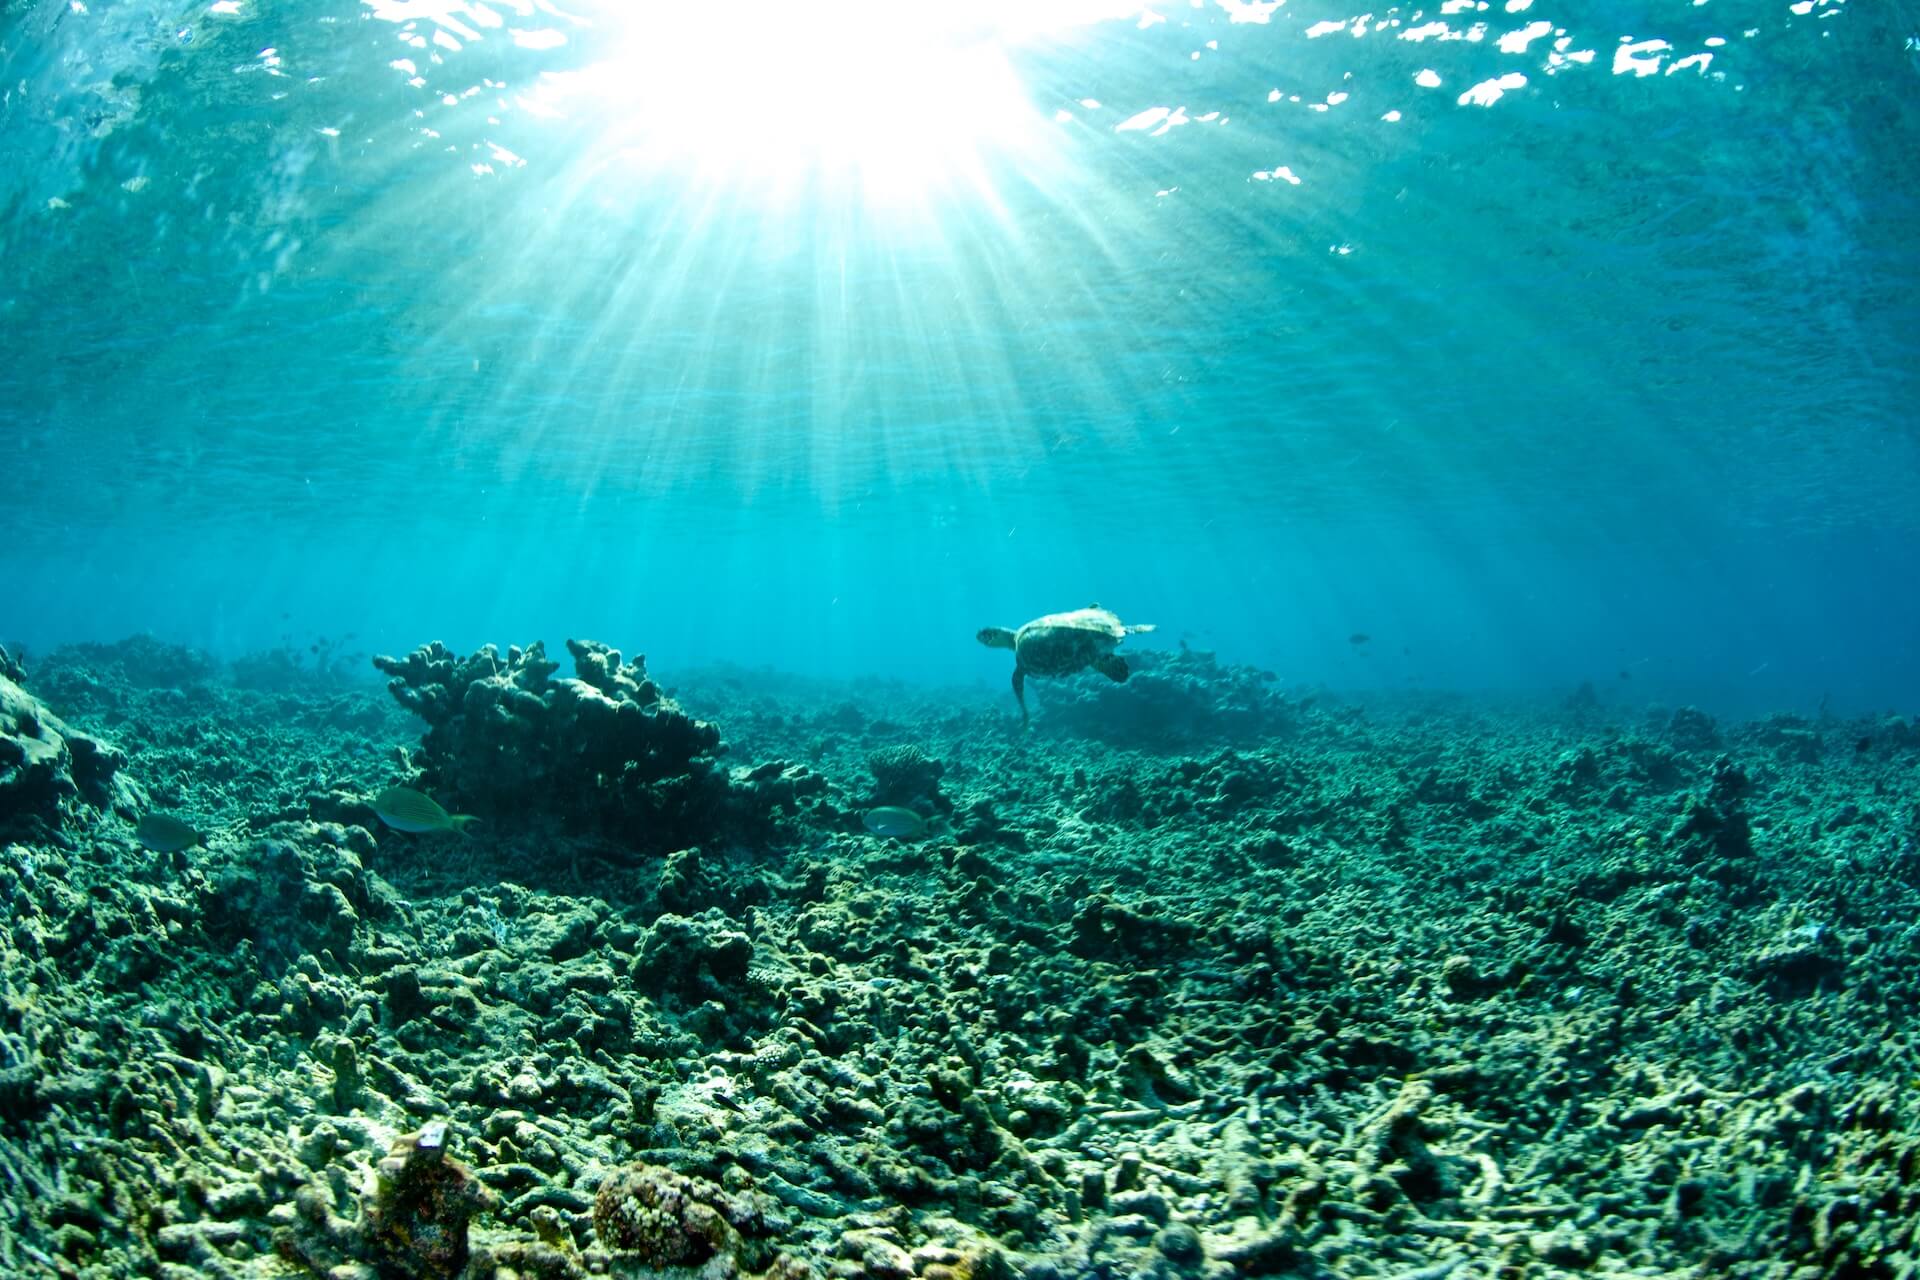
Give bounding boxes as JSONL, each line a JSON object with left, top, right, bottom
{"left": 1013, "top": 608, "right": 1126, "bottom": 676}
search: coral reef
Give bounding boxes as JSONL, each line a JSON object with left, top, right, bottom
{"left": 372, "top": 638, "right": 825, "bottom": 851}
{"left": 0, "top": 666, "right": 140, "bottom": 840}
{"left": 4, "top": 640, "right": 1919, "bottom": 1279}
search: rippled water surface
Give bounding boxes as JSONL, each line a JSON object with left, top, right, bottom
{"left": 1, "top": 0, "right": 1914, "bottom": 707}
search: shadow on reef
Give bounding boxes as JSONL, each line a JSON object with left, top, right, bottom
{"left": 3, "top": 634, "right": 1920, "bottom": 1280}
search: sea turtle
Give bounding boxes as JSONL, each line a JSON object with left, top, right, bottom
{"left": 977, "top": 606, "right": 1157, "bottom": 724}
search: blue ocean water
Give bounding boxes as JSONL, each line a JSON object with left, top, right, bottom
{"left": 2, "top": 0, "right": 1914, "bottom": 716}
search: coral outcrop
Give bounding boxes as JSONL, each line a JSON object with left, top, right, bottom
{"left": 864, "top": 743, "right": 945, "bottom": 810}
{"left": 362, "top": 1124, "right": 499, "bottom": 1279}
{"left": 0, "top": 667, "right": 140, "bottom": 840}
{"left": 592, "top": 1162, "right": 752, "bottom": 1265}
{"left": 1029, "top": 645, "right": 1300, "bottom": 743}
{"left": 373, "top": 638, "right": 824, "bottom": 851}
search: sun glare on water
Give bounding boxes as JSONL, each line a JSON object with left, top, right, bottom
{"left": 342, "top": 0, "right": 1165, "bottom": 518}
{"left": 537, "top": 0, "right": 1132, "bottom": 209}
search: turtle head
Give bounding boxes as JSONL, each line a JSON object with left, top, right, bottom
{"left": 977, "top": 627, "right": 1018, "bottom": 651}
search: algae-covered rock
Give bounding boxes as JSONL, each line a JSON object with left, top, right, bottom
{"left": 0, "top": 670, "right": 140, "bottom": 839}
{"left": 201, "top": 821, "right": 388, "bottom": 970}
{"left": 362, "top": 1123, "right": 499, "bottom": 1279}
{"left": 592, "top": 1162, "right": 757, "bottom": 1266}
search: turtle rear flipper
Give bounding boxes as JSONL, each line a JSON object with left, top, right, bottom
{"left": 1095, "top": 655, "right": 1129, "bottom": 683}
{"left": 1012, "top": 666, "right": 1030, "bottom": 724}
{"left": 978, "top": 627, "right": 1018, "bottom": 650}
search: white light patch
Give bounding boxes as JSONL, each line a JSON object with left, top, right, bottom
{"left": 1382, "top": 108, "right": 1402, "bottom": 120}
{"left": 1498, "top": 20, "right": 1552, "bottom": 53}
{"left": 1116, "top": 106, "right": 1172, "bottom": 132}
{"left": 1505, "top": 0, "right": 1533, "bottom": 9}
{"left": 1668, "top": 51, "right": 1712, "bottom": 74}
{"left": 1305, "top": 19, "right": 1347, "bottom": 38}
{"left": 1458, "top": 71, "right": 1526, "bottom": 105}
{"left": 510, "top": 28, "right": 566, "bottom": 49}
{"left": 1614, "top": 38, "right": 1670, "bottom": 76}
{"left": 1415, "top": 68, "right": 1443, "bottom": 87}
{"left": 545, "top": 3, "right": 1088, "bottom": 206}
{"left": 1252, "top": 165, "right": 1302, "bottom": 184}
{"left": 1219, "top": 0, "right": 1282, "bottom": 22}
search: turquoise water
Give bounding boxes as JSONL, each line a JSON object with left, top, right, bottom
{"left": 2, "top": 0, "right": 1915, "bottom": 712}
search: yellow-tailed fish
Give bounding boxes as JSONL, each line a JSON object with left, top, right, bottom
{"left": 862, "top": 806, "right": 928, "bottom": 839}
{"left": 372, "top": 786, "right": 477, "bottom": 835}
{"left": 135, "top": 812, "right": 203, "bottom": 853}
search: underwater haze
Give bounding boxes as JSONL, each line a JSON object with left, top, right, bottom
{"left": 8, "top": 4, "right": 1920, "bottom": 1280}
{"left": 2, "top": 0, "right": 1915, "bottom": 711}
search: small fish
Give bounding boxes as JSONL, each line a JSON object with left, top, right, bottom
{"left": 862, "top": 806, "right": 928, "bottom": 839}
{"left": 135, "top": 812, "right": 203, "bottom": 853}
{"left": 1348, "top": 632, "right": 1370, "bottom": 646}
{"left": 372, "top": 786, "right": 478, "bottom": 835}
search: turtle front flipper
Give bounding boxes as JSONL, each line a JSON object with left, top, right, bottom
{"left": 978, "top": 627, "right": 1018, "bottom": 650}
{"left": 1095, "top": 655, "right": 1129, "bottom": 683}
{"left": 1012, "top": 665, "right": 1030, "bottom": 724}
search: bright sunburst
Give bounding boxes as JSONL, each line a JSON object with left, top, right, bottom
{"left": 337, "top": 0, "right": 1169, "bottom": 526}
{"left": 527, "top": 0, "right": 1139, "bottom": 210}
